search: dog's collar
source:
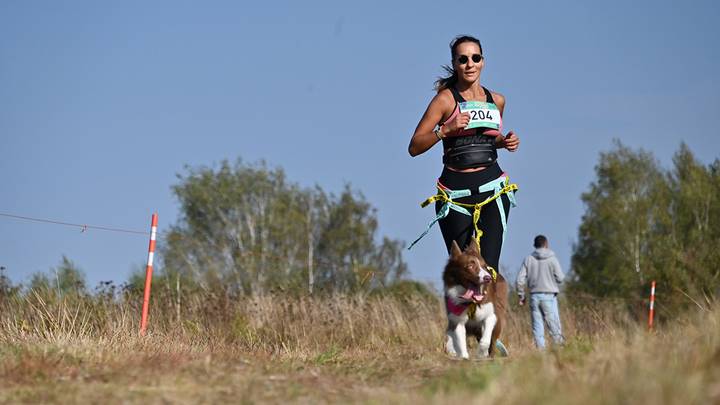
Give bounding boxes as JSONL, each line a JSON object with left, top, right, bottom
{"left": 447, "top": 289, "right": 485, "bottom": 316}
{"left": 447, "top": 296, "right": 471, "bottom": 316}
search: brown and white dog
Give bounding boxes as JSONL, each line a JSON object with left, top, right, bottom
{"left": 443, "top": 239, "right": 508, "bottom": 359}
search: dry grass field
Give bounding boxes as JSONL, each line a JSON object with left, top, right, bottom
{"left": 1, "top": 289, "right": 718, "bottom": 404}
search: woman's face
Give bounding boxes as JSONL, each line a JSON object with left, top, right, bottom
{"left": 452, "top": 42, "right": 484, "bottom": 84}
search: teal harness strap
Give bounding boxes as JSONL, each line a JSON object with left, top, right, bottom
{"left": 478, "top": 176, "right": 518, "bottom": 245}
{"left": 407, "top": 189, "right": 471, "bottom": 250}
{"left": 408, "top": 176, "right": 517, "bottom": 250}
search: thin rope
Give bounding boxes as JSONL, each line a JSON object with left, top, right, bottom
{"left": 0, "top": 212, "right": 150, "bottom": 235}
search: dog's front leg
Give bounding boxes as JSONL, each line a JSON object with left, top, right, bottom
{"left": 477, "top": 313, "right": 497, "bottom": 358}
{"left": 445, "top": 334, "right": 456, "bottom": 356}
{"left": 451, "top": 323, "right": 469, "bottom": 359}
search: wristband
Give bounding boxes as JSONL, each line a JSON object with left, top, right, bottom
{"left": 434, "top": 126, "right": 445, "bottom": 141}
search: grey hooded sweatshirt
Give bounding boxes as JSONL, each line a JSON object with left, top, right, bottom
{"left": 516, "top": 248, "right": 564, "bottom": 297}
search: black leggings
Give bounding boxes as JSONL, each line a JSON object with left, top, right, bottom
{"left": 435, "top": 162, "right": 512, "bottom": 271}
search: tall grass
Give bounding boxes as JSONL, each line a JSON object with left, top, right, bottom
{"left": 0, "top": 287, "right": 717, "bottom": 404}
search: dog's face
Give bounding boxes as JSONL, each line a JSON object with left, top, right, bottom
{"left": 443, "top": 240, "right": 493, "bottom": 290}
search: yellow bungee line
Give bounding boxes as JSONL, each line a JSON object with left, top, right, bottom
{"left": 419, "top": 180, "right": 518, "bottom": 249}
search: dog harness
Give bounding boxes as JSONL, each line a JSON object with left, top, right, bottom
{"left": 408, "top": 174, "right": 518, "bottom": 250}
{"left": 447, "top": 295, "right": 479, "bottom": 317}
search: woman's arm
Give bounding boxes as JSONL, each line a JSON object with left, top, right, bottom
{"left": 492, "top": 92, "right": 520, "bottom": 152}
{"left": 408, "top": 91, "right": 467, "bottom": 157}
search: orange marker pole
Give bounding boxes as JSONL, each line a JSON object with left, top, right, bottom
{"left": 140, "top": 213, "right": 158, "bottom": 336}
{"left": 648, "top": 280, "right": 656, "bottom": 330}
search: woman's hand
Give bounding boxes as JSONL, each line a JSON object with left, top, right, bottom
{"left": 501, "top": 131, "right": 520, "bottom": 152}
{"left": 442, "top": 112, "right": 471, "bottom": 135}
{"left": 409, "top": 91, "right": 456, "bottom": 156}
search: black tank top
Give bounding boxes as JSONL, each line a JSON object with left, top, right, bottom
{"left": 442, "top": 86, "right": 497, "bottom": 150}
{"left": 441, "top": 87, "right": 498, "bottom": 169}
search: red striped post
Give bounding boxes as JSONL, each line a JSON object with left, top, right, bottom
{"left": 140, "top": 213, "right": 158, "bottom": 336}
{"left": 648, "top": 280, "right": 656, "bottom": 330}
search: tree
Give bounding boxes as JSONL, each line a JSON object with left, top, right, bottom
{"left": 161, "top": 159, "right": 407, "bottom": 294}
{"left": 570, "top": 141, "right": 720, "bottom": 312}
{"left": 28, "top": 255, "right": 87, "bottom": 296}
{"left": 313, "top": 186, "right": 407, "bottom": 291}
{"left": 0, "top": 266, "right": 20, "bottom": 301}
{"left": 570, "top": 141, "right": 666, "bottom": 298}
{"left": 54, "top": 256, "right": 86, "bottom": 294}
{"left": 659, "top": 143, "right": 720, "bottom": 303}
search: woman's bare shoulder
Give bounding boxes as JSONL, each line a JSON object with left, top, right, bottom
{"left": 433, "top": 88, "right": 456, "bottom": 105}
{"left": 490, "top": 90, "right": 505, "bottom": 108}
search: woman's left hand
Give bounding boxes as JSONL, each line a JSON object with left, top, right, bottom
{"left": 502, "top": 131, "right": 520, "bottom": 152}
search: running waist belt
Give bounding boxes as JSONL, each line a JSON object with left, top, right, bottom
{"left": 442, "top": 143, "right": 498, "bottom": 169}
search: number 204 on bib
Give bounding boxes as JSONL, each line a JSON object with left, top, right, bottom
{"left": 459, "top": 101, "right": 501, "bottom": 130}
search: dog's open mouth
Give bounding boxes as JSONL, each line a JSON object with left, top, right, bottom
{"left": 461, "top": 285, "right": 485, "bottom": 303}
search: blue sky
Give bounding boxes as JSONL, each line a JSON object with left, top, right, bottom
{"left": 2, "top": 0, "right": 719, "bottom": 289}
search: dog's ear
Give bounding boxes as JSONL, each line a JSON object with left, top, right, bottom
{"left": 465, "top": 238, "right": 481, "bottom": 258}
{"left": 450, "top": 240, "right": 462, "bottom": 259}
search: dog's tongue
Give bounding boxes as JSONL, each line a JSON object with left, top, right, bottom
{"left": 461, "top": 289, "right": 485, "bottom": 303}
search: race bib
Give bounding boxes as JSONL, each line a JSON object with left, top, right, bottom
{"left": 459, "top": 101, "right": 501, "bottom": 130}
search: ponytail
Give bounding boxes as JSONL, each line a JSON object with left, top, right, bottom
{"left": 434, "top": 65, "right": 457, "bottom": 92}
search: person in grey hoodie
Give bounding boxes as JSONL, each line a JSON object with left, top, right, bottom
{"left": 516, "top": 235, "right": 565, "bottom": 349}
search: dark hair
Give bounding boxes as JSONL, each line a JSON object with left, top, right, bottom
{"left": 434, "top": 35, "right": 483, "bottom": 92}
{"left": 533, "top": 235, "right": 548, "bottom": 248}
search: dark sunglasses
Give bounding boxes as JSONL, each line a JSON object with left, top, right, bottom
{"left": 457, "top": 54, "right": 483, "bottom": 64}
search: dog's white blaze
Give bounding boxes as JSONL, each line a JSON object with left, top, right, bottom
{"left": 477, "top": 267, "right": 491, "bottom": 283}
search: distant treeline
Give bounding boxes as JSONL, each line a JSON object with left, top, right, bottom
{"left": 569, "top": 141, "right": 720, "bottom": 313}
{"left": 4, "top": 143, "right": 718, "bottom": 318}
{"left": 0, "top": 160, "right": 413, "bottom": 299}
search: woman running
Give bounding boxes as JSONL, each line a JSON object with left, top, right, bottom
{"left": 408, "top": 35, "right": 519, "bottom": 272}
